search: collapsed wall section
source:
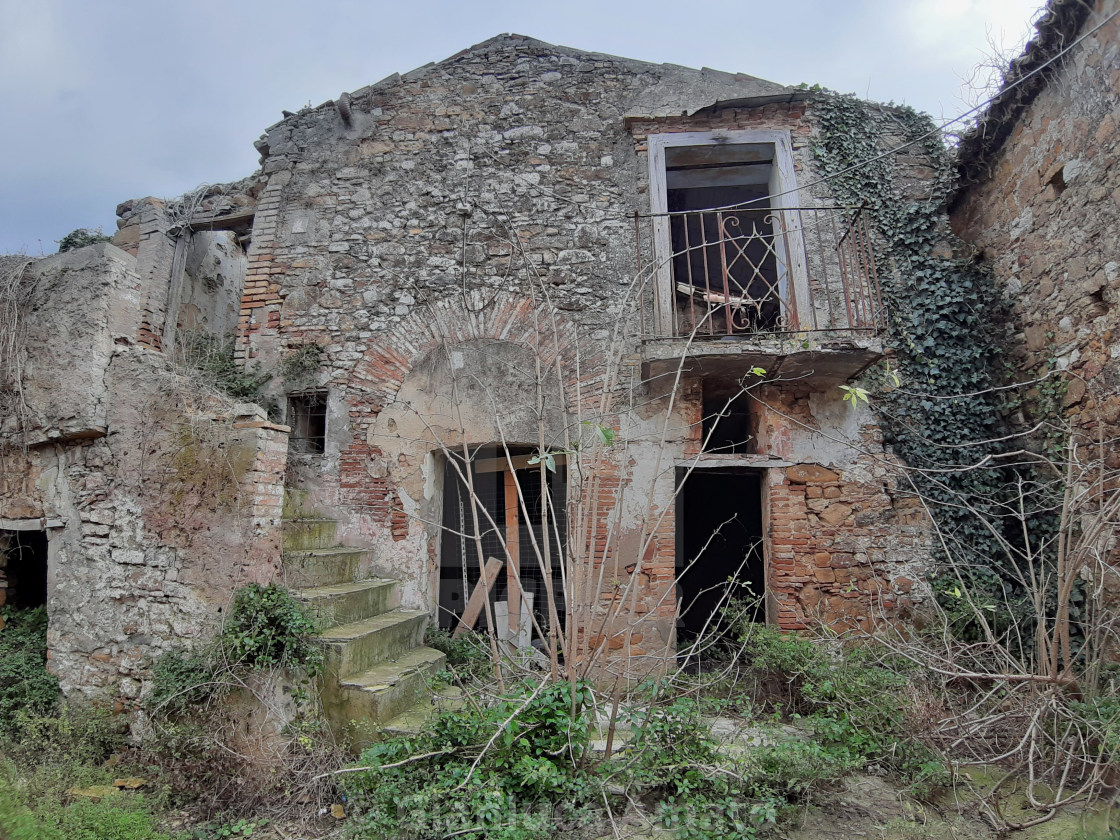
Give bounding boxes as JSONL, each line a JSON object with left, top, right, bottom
{"left": 0, "top": 244, "right": 287, "bottom": 706}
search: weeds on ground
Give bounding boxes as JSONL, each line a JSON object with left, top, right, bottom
{"left": 138, "top": 583, "right": 340, "bottom": 827}
{"left": 729, "top": 621, "right": 950, "bottom": 796}
{"left": 424, "top": 626, "right": 493, "bottom": 684}
{"left": 0, "top": 606, "right": 60, "bottom": 735}
{"left": 341, "top": 674, "right": 791, "bottom": 840}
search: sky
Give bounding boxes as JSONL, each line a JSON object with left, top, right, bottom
{"left": 0, "top": 0, "right": 1044, "bottom": 255}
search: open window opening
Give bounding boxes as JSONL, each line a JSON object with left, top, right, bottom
{"left": 0, "top": 529, "right": 48, "bottom": 610}
{"left": 439, "top": 445, "right": 567, "bottom": 652}
{"left": 287, "top": 391, "right": 327, "bottom": 454}
{"left": 667, "top": 142, "right": 782, "bottom": 335}
{"left": 702, "top": 379, "right": 757, "bottom": 455}
{"left": 675, "top": 469, "right": 765, "bottom": 661}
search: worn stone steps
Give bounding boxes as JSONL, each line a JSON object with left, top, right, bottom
{"left": 280, "top": 507, "right": 437, "bottom": 750}
{"left": 297, "top": 579, "right": 398, "bottom": 627}
{"left": 320, "top": 609, "right": 429, "bottom": 681}
{"left": 281, "top": 517, "right": 339, "bottom": 552}
{"left": 282, "top": 547, "right": 369, "bottom": 588}
{"left": 321, "top": 647, "right": 448, "bottom": 748}
{"left": 381, "top": 685, "right": 465, "bottom": 739}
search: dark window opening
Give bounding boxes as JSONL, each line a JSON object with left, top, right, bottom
{"left": 702, "top": 379, "right": 757, "bottom": 455}
{"left": 439, "top": 445, "right": 567, "bottom": 648}
{"left": 675, "top": 469, "right": 765, "bottom": 660}
{"left": 1, "top": 529, "right": 48, "bottom": 610}
{"left": 666, "top": 143, "right": 782, "bottom": 335}
{"left": 288, "top": 392, "right": 327, "bottom": 454}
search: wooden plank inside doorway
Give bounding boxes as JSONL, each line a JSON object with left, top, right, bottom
{"left": 504, "top": 468, "right": 521, "bottom": 641}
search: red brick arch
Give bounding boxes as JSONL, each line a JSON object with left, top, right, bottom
{"left": 339, "top": 291, "right": 602, "bottom": 516}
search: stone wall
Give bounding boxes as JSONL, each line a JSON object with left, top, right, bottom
{"left": 0, "top": 244, "right": 288, "bottom": 706}
{"left": 951, "top": 0, "right": 1120, "bottom": 444}
{"left": 218, "top": 34, "right": 934, "bottom": 674}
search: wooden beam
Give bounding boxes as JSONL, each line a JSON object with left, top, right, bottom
{"left": 453, "top": 556, "right": 503, "bottom": 637}
{"left": 185, "top": 209, "right": 256, "bottom": 232}
{"left": 504, "top": 469, "right": 521, "bottom": 642}
{"left": 472, "top": 453, "right": 567, "bottom": 474}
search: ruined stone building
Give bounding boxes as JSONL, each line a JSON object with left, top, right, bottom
{"left": 4, "top": 5, "right": 1111, "bottom": 728}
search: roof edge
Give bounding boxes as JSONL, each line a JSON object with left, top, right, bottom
{"left": 953, "top": 0, "right": 1094, "bottom": 193}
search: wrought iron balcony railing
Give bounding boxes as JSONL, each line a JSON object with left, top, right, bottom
{"left": 637, "top": 205, "right": 885, "bottom": 341}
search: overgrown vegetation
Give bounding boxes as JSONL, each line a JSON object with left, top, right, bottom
{"left": 56, "top": 227, "right": 112, "bottom": 253}
{"left": 147, "top": 583, "right": 323, "bottom": 716}
{"left": 0, "top": 608, "right": 170, "bottom": 840}
{"left": 810, "top": 90, "right": 1043, "bottom": 643}
{"left": 175, "top": 330, "right": 272, "bottom": 405}
{"left": 0, "top": 588, "right": 336, "bottom": 838}
{"left": 137, "top": 583, "right": 336, "bottom": 826}
{"left": 0, "top": 606, "right": 60, "bottom": 735}
{"left": 279, "top": 344, "right": 322, "bottom": 390}
{"left": 333, "top": 622, "right": 950, "bottom": 839}
{"left": 810, "top": 90, "right": 1120, "bottom": 825}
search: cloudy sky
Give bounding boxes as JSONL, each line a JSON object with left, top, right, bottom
{"left": 0, "top": 0, "right": 1043, "bottom": 255}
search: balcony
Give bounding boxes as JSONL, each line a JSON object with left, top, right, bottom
{"left": 637, "top": 205, "right": 886, "bottom": 386}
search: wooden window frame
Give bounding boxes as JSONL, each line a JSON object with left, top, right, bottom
{"left": 647, "top": 130, "right": 810, "bottom": 336}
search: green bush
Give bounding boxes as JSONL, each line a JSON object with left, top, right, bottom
{"left": 423, "top": 627, "right": 491, "bottom": 682}
{"left": 176, "top": 331, "right": 271, "bottom": 404}
{"left": 344, "top": 677, "right": 788, "bottom": 840}
{"left": 0, "top": 607, "right": 61, "bottom": 735}
{"left": 145, "top": 584, "right": 322, "bottom": 723}
{"left": 735, "top": 625, "right": 946, "bottom": 788}
{"left": 221, "top": 583, "right": 323, "bottom": 673}
{"left": 344, "top": 679, "right": 600, "bottom": 839}
{"left": 0, "top": 776, "right": 41, "bottom": 840}
{"left": 57, "top": 228, "right": 112, "bottom": 253}
{"left": 9, "top": 702, "right": 122, "bottom": 767}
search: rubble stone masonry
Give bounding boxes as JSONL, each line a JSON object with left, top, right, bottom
{"left": 952, "top": 0, "right": 1120, "bottom": 448}
{"left": 227, "top": 35, "right": 934, "bottom": 674}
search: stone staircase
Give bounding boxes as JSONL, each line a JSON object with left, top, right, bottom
{"left": 281, "top": 516, "right": 445, "bottom": 748}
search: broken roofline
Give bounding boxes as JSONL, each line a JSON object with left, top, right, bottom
{"left": 257, "top": 32, "right": 802, "bottom": 136}
{"left": 953, "top": 0, "right": 1095, "bottom": 189}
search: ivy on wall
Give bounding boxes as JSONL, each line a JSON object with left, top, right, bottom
{"left": 809, "top": 91, "right": 1061, "bottom": 641}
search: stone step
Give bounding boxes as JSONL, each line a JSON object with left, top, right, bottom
{"left": 281, "top": 518, "right": 339, "bottom": 552}
{"left": 320, "top": 647, "right": 447, "bottom": 750}
{"left": 381, "top": 685, "right": 466, "bottom": 739}
{"left": 297, "top": 579, "right": 398, "bottom": 628}
{"left": 282, "top": 547, "right": 369, "bottom": 588}
{"left": 319, "top": 609, "right": 429, "bottom": 680}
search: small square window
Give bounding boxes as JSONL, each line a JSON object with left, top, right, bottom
{"left": 287, "top": 391, "right": 327, "bottom": 454}
{"left": 702, "top": 380, "right": 756, "bottom": 455}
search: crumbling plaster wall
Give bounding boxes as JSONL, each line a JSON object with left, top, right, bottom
{"left": 225, "top": 36, "right": 932, "bottom": 664}
{"left": 0, "top": 245, "right": 287, "bottom": 705}
{"left": 176, "top": 231, "right": 247, "bottom": 339}
{"left": 951, "top": 0, "right": 1120, "bottom": 444}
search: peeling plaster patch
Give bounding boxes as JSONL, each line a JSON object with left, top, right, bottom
{"left": 800, "top": 391, "right": 864, "bottom": 466}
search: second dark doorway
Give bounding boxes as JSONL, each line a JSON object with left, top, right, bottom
{"left": 676, "top": 469, "right": 765, "bottom": 644}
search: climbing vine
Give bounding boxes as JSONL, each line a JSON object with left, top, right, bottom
{"left": 810, "top": 91, "right": 1061, "bottom": 644}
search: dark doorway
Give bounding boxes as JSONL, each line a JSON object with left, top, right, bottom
{"left": 702, "top": 379, "right": 757, "bottom": 455}
{"left": 1, "top": 529, "right": 48, "bottom": 609}
{"left": 438, "top": 446, "right": 567, "bottom": 642}
{"left": 676, "top": 469, "right": 765, "bottom": 645}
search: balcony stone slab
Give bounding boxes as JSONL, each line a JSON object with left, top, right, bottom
{"left": 640, "top": 333, "right": 884, "bottom": 388}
